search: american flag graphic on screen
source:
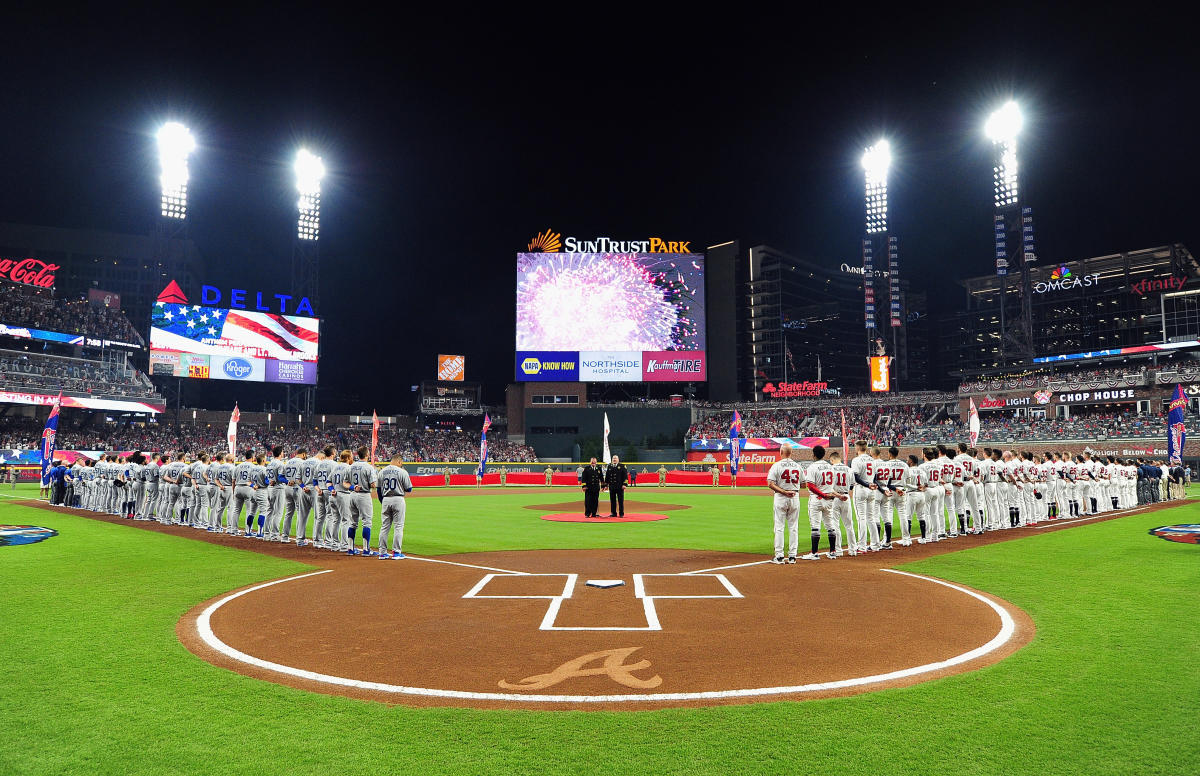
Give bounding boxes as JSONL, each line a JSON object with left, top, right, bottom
{"left": 150, "top": 302, "right": 319, "bottom": 361}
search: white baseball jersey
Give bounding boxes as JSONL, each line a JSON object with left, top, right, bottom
{"left": 850, "top": 454, "right": 877, "bottom": 488}
{"left": 827, "top": 462, "right": 853, "bottom": 495}
{"left": 769, "top": 457, "right": 806, "bottom": 500}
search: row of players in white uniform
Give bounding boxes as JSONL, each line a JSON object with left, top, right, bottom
{"left": 58, "top": 445, "right": 414, "bottom": 558}
{"left": 765, "top": 441, "right": 1140, "bottom": 562}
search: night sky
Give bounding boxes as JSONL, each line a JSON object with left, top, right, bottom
{"left": 1, "top": 9, "right": 1195, "bottom": 412}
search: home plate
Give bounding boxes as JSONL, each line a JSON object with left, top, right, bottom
{"left": 586, "top": 579, "right": 625, "bottom": 589}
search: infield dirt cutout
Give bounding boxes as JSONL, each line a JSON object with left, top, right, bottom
{"left": 178, "top": 546, "right": 1036, "bottom": 709}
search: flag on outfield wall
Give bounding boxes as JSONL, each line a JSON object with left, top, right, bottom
{"left": 39, "top": 392, "right": 62, "bottom": 487}
{"left": 1167, "top": 384, "right": 1187, "bottom": 466}
{"left": 370, "top": 410, "right": 380, "bottom": 464}
{"left": 968, "top": 398, "right": 980, "bottom": 448}
{"left": 478, "top": 413, "right": 491, "bottom": 477}
{"left": 729, "top": 409, "right": 742, "bottom": 478}
{"left": 227, "top": 404, "right": 240, "bottom": 456}
{"left": 840, "top": 409, "right": 849, "bottom": 462}
{"left": 602, "top": 412, "right": 611, "bottom": 464}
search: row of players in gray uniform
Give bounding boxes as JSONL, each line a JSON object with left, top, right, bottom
{"left": 62, "top": 446, "right": 413, "bottom": 558}
{"left": 766, "top": 441, "right": 1139, "bottom": 562}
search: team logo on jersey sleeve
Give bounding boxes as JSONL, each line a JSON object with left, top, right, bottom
{"left": 1148, "top": 524, "right": 1200, "bottom": 545}
{"left": 0, "top": 525, "right": 58, "bottom": 547}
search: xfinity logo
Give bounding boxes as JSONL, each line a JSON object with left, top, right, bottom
{"left": 645, "top": 359, "right": 702, "bottom": 373}
{"left": 1033, "top": 273, "right": 1100, "bottom": 294}
{"left": 1130, "top": 276, "right": 1188, "bottom": 295}
{"left": 223, "top": 358, "right": 253, "bottom": 379}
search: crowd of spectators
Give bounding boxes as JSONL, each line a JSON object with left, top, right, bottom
{"left": 0, "top": 286, "right": 143, "bottom": 345}
{"left": 0, "top": 349, "right": 158, "bottom": 400}
{"left": 959, "top": 365, "right": 1149, "bottom": 395}
{"left": 687, "top": 401, "right": 949, "bottom": 446}
{"left": 0, "top": 416, "right": 539, "bottom": 462}
{"left": 902, "top": 408, "right": 1200, "bottom": 445}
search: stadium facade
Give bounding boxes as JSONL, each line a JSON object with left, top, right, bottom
{"left": 0, "top": 222, "right": 204, "bottom": 328}
{"left": 941, "top": 244, "right": 1199, "bottom": 380}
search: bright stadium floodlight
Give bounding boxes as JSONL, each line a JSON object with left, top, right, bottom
{"left": 862, "top": 139, "right": 890, "bottom": 234}
{"left": 295, "top": 148, "right": 325, "bottom": 241}
{"left": 986, "top": 101, "right": 1022, "bottom": 208}
{"left": 157, "top": 122, "right": 196, "bottom": 219}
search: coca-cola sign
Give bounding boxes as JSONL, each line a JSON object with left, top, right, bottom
{"left": 0, "top": 258, "right": 59, "bottom": 288}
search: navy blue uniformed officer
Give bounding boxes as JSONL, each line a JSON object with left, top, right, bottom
{"left": 581, "top": 457, "right": 603, "bottom": 517}
{"left": 604, "top": 456, "right": 629, "bottom": 517}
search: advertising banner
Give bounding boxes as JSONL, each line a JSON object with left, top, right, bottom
{"left": 515, "top": 351, "right": 579, "bottom": 381}
{"left": 88, "top": 289, "right": 121, "bottom": 309}
{"left": 437, "top": 354, "right": 466, "bottom": 382}
{"left": 209, "top": 355, "right": 266, "bottom": 383}
{"left": 870, "top": 356, "right": 891, "bottom": 392}
{"left": 266, "top": 360, "right": 317, "bottom": 384}
{"left": 0, "top": 390, "right": 164, "bottom": 414}
{"left": 688, "top": 436, "right": 829, "bottom": 452}
{"left": 641, "top": 350, "right": 706, "bottom": 381}
{"left": 579, "top": 351, "right": 642, "bottom": 382}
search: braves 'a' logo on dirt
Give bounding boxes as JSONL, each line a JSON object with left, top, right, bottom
{"left": 498, "top": 647, "right": 662, "bottom": 690}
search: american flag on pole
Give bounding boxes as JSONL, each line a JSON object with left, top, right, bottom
{"left": 840, "top": 409, "right": 849, "bottom": 462}
{"left": 729, "top": 409, "right": 742, "bottom": 479}
{"left": 150, "top": 303, "right": 319, "bottom": 361}
{"left": 227, "top": 404, "right": 240, "bottom": 456}
{"left": 371, "top": 410, "right": 380, "bottom": 464}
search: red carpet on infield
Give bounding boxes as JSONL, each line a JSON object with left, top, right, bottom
{"left": 539, "top": 513, "right": 668, "bottom": 523}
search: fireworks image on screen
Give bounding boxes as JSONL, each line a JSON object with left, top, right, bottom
{"left": 516, "top": 253, "right": 702, "bottom": 351}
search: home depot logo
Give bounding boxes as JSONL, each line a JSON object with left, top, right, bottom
{"left": 437, "top": 354, "right": 465, "bottom": 382}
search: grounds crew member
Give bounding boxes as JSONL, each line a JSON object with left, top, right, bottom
{"left": 544, "top": 465, "right": 554, "bottom": 486}
{"left": 657, "top": 464, "right": 668, "bottom": 486}
{"left": 581, "top": 456, "right": 603, "bottom": 517}
{"left": 605, "top": 455, "right": 629, "bottom": 517}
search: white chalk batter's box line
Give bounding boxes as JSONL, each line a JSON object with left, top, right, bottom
{"left": 462, "top": 572, "right": 743, "bottom": 631}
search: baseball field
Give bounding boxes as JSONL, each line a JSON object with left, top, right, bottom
{"left": 2, "top": 483, "right": 1198, "bottom": 775}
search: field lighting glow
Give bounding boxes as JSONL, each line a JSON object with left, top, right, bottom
{"left": 986, "top": 102, "right": 1022, "bottom": 208}
{"left": 157, "top": 122, "right": 195, "bottom": 219}
{"left": 295, "top": 149, "right": 324, "bottom": 241}
{"left": 862, "top": 139, "right": 890, "bottom": 234}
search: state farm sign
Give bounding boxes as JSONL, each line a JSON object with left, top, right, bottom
{"left": 0, "top": 258, "right": 58, "bottom": 288}
{"left": 762, "top": 380, "right": 828, "bottom": 399}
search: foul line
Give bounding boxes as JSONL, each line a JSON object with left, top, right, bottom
{"left": 404, "top": 555, "right": 530, "bottom": 575}
{"left": 194, "top": 567, "right": 1018, "bottom": 703}
{"left": 681, "top": 559, "right": 771, "bottom": 575}
{"left": 1032, "top": 506, "right": 1141, "bottom": 529}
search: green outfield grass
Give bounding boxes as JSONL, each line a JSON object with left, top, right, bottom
{"left": 1, "top": 483, "right": 1198, "bottom": 775}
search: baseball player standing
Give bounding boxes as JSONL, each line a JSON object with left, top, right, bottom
{"left": 766, "top": 442, "right": 805, "bottom": 563}
{"left": 309, "top": 447, "right": 334, "bottom": 549}
{"left": 824, "top": 450, "right": 854, "bottom": 557}
{"left": 877, "top": 447, "right": 907, "bottom": 548}
{"left": 346, "top": 447, "right": 378, "bottom": 556}
{"left": 296, "top": 450, "right": 317, "bottom": 542}
{"left": 849, "top": 441, "right": 880, "bottom": 552}
{"left": 376, "top": 453, "right": 413, "bottom": 559}
{"left": 899, "top": 454, "right": 925, "bottom": 545}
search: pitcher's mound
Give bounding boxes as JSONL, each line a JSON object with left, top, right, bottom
{"left": 540, "top": 513, "right": 668, "bottom": 523}
{"left": 526, "top": 501, "right": 689, "bottom": 512}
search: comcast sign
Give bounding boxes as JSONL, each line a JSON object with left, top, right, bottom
{"left": 1033, "top": 266, "right": 1100, "bottom": 294}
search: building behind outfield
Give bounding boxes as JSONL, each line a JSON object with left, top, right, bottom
{"left": 0, "top": 222, "right": 203, "bottom": 326}
{"left": 704, "top": 242, "right": 931, "bottom": 399}
{"left": 941, "top": 244, "right": 1199, "bottom": 379}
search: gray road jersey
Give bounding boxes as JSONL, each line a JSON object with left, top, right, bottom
{"left": 145, "top": 463, "right": 160, "bottom": 483}
{"left": 330, "top": 461, "right": 350, "bottom": 492}
{"left": 283, "top": 457, "right": 302, "bottom": 485}
{"left": 214, "top": 463, "right": 235, "bottom": 486}
{"left": 300, "top": 458, "right": 316, "bottom": 487}
{"left": 378, "top": 465, "right": 412, "bottom": 497}
{"left": 265, "top": 458, "right": 285, "bottom": 486}
{"left": 234, "top": 462, "right": 254, "bottom": 486}
{"left": 162, "top": 461, "right": 187, "bottom": 483}
{"left": 312, "top": 459, "right": 333, "bottom": 489}
{"left": 251, "top": 465, "right": 269, "bottom": 488}
{"left": 189, "top": 461, "right": 209, "bottom": 486}
{"left": 348, "top": 460, "right": 377, "bottom": 491}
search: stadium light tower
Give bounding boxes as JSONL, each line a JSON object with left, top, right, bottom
{"left": 288, "top": 148, "right": 324, "bottom": 418}
{"left": 294, "top": 148, "right": 324, "bottom": 240}
{"left": 986, "top": 100, "right": 1036, "bottom": 364}
{"left": 157, "top": 122, "right": 196, "bottom": 219}
{"left": 860, "top": 139, "right": 904, "bottom": 390}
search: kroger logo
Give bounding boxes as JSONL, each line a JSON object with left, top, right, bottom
{"left": 223, "top": 358, "right": 254, "bottom": 379}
